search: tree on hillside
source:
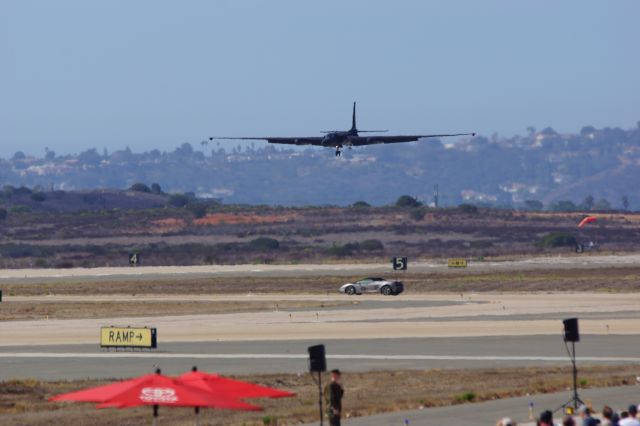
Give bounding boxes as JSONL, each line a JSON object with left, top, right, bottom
{"left": 593, "top": 198, "right": 611, "bottom": 211}
{"left": 351, "top": 201, "right": 370, "bottom": 208}
{"left": 167, "top": 193, "right": 190, "bottom": 208}
{"left": 151, "top": 183, "right": 163, "bottom": 194}
{"left": 409, "top": 207, "right": 427, "bottom": 221}
{"left": 550, "top": 200, "right": 577, "bottom": 212}
{"left": 396, "top": 195, "right": 422, "bottom": 208}
{"left": 78, "top": 148, "right": 103, "bottom": 166}
{"left": 458, "top": 203, "right": 479, "bottom": 214}
{"left": 129, "top": 183, "right": 151, "bottom": 193}
{"left": 622, "top": 195, "right": 630, "bottom": 211}
{"left": 12, "top": 151, "right": 26, "bottom": 161}
{"left": 523, "top": 200, "right": 544, "bottom": 211}
{"left": 580, "top": 195, "right": 594, "bottom": 211}
{"left": 187, "top": 202, "right": 208, "bottom": 218}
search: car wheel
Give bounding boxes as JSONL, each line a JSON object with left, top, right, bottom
{"left": 381, "top": 286, "right": 392, "bottom": 296}
{"left": 346, "top": 286, "right": 356, "bottom": 295}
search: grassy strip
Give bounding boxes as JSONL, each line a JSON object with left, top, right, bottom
{"left": 0, "top": 300, "right": 352, "bottom": 321}
{"left": 2, "top": 267, "right": 640, "bottom": 297}
{"left": 0, "top": 365, "right": 638, "bottom": 425}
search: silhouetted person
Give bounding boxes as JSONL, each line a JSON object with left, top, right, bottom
{"left": 578, "top": 405, "right": 600, "bottom": 426}
{"left": 539, "top": 410, "right": 554, "bottom": 426}
{"left": 563, "top": 415, "right": 576, "bottom": 426}
{"left": 620, "top": 405, "right": 640, "bottom": 426}
{"left": 324, "top": 369, "right": 344, "bottom": 426}
{"left": 601, "top": 406, "right": 614, "bottom": 426}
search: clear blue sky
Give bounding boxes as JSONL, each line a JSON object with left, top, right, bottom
{"left": 2, "top": 1, "right": 639, "bottom": 158}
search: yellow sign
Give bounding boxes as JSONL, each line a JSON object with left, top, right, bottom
{"left": 100, "top": 327, "right": 156, "bottom": 348}
{"left": 447, "top": 258, "right": 468, "bottom": 268}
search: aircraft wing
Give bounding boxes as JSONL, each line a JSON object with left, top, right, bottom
{"left": 209, "top": 136, "right": 324, "bottom": 146}
{"left": 351, "top": 133, "right": 475, "bottom": 146}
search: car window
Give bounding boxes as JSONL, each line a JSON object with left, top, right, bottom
{"left": 358, "top": 279, "right": 371, "bottom": 284}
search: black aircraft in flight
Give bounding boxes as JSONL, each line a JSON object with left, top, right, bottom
{"left": 210, "top": 103, "right": 475, "bottom": 157}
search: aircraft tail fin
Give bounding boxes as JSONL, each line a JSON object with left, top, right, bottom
{"left": 350, "top": 102, "right": 387, "bottom": 133}
{"left": 351, "top": 102, "right": 357, "bottom": 131}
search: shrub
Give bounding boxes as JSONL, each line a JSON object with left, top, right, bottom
{"left": 249, "top": 237, "right": 280, "bottom": 251}
{"left": 0, "top": 208, "right": 7, "bottom": 220}
{"left": 469, "top": 240, "right": 493, "bottom": 249}
{"left": 167, "top": 194, "right": 190, "bottom": 208}
{"left": 550, "top": 200, "right": 577, "bottom": 212}
{"left": 262, "top": 416, "right": 278, "bottom": 425}
{"left": 360, "top": 239, "right": 384, "bottom": 251}
{"left": 396, "top": 195, "right": 422, "bottom": 208}
{"left": 326, "top": 242, "right": 360, "bottom": 257}
{"left": 537, "top": 232, "right": 577, "bottom": 248}
{"left": 30, "top": 192, "right": 46, "bottom": 202}
{"left": 2, "top": 185, "right": 15, "bottom": 198}
{"left": 0, "top": 244, "right": 52, "bottom": 258}
{"left": 187, "top": 202, "right": 208, "bottom": 218}
{"left": 9, "top": 205, "right": 31, "bottom": 214}
{"left": 351, "top": 201, "right": 371, "bottom": 208}
{"left": 455, "top": 391, "right": 476, "bottom": 403}
{"left": 128, "top": 183, "right": 151, "bottom": 193}
{"left": 151, "top": 183, "right": 163, "bottom": 194}
{"left": 409, "top": 207, "right": 427, "bottom": 221}
{"left": 14, "top": 186, "right": 32, "bottom": 196}
{"left": 523, "top": 200, "right": 544, "bottom": 211}
{"left": 458, "top": 204, "right": 478, "bottom": 214}
{"left": 55, "top": 261, "right": 74, "bottom": 269}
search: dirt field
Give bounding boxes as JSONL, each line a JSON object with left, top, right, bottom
{"left": 0, "top": 299, "right": 351, "bottom": 321}
{"left": 1, "top": 365, "right": 638, "bottom": 426}
{"left": 2, "top": 266, "right": 640, "bottom": 297}
{"left": 3, "top": 206, "right": 640, "bottom": 268}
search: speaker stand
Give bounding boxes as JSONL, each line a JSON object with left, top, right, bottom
{"left": 316, "top": 371, "right": 323, "bottom": 426}
{"left": 555, "top": 341, "right": 584, "bottom": 413}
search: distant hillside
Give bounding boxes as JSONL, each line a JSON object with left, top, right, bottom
{"left": 1, "top": 122, "right": 639, "bottom": 209}
{"left": 0, "top": 187, "right": 171, "bottom": 213}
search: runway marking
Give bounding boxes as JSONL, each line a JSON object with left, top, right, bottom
{"left": 1, "top": 353, "right": 640, "bottom": 362}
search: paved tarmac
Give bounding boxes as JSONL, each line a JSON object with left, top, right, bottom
{"left": 318, "top": 385, "right": 640, "bottom": 426}
{"left": 1, "top": 335, "right": 639, "bottom": 381}
{"left": 2, "top": 253, "right": 640, "bottom": 283}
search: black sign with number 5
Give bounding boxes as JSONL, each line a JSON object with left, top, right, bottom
{"left": 392, "top": 257, "right": 407, "bottom": 270}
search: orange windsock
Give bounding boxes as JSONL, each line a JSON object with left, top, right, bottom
{"left": 578, "top": 216, "right": 597, "bottom": 228}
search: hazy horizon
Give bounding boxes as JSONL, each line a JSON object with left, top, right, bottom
{"left": 3, "top": 1, "right": 639, "bottom": 158}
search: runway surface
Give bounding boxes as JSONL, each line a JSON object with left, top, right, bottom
{"left": 1, "top": 335, "right": 639, "bottom": 381}
{"left": 2, "top": 293, "right": 639, "bottom": 345}
{"left": 1, "top": 290, "right": 639, "bottom": 390}
{"left": 2, "top": 253, "right": 640, "bottom": 282}
{"left": 333, "top": 385, "right": 640, "bottom": 426}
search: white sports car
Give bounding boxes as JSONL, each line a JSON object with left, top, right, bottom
{"left": 339, "top": 277, "right": 404, "bottom": 296}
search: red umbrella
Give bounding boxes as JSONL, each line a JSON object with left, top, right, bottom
{"left": 178, "top": 366, "right": 295, "bottom": 425}
{"left": 178, "top": 366, "right": 296, "bottom": 400}
{"left": 50, "top": 369, "right": 260, "bottom": 425}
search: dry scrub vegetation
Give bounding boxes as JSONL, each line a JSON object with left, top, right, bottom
{"left": 2, "top": 206, "right": 640, "bottom": 268}
{"left": 1, "top": 365, "right": 639, "bottom": 425}
{"left": 3, "top": 267, "right": 640, "bottom": 297}
{"left": 0, "top": 300, "right": 352, "bottom": 321}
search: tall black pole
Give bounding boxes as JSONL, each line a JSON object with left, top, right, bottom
{"left": 318, "top": 371, "right": 324, "bottom": 426}
{"left": 572, "top": 341, "right": 578, "bottom": 410}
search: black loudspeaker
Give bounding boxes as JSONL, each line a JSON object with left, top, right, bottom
{"left": 308, "top": 344, "right": 326, "bottom": 372}
{"left": 563, "top": 318, "right": 580, "bottom": 342}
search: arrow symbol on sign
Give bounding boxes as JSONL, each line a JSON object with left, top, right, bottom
{"left": 136, "top": 333, "right": 143, "bottom": 340}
